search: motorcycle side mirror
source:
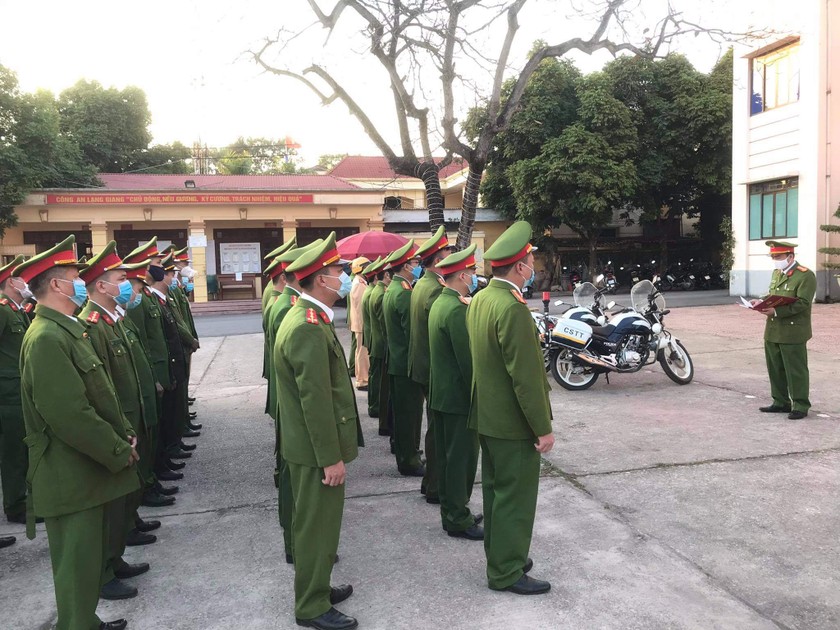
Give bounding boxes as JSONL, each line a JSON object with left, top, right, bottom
{"left": 606, "top": 300, "right": 616, "bottom": 310}
{"left": 595, "top": 274, "right": 605, "bottom": 284}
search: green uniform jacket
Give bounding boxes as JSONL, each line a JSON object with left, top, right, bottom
{"left": 127, "top": 289, "right": 172, "bottom": 389}
{"left": 466, "top": 279, "right": 552, "bottom": 440}
{"left": 261, "top": 283, "right": 275, "bottom": 313}
{"left": 173, "top": 286, "right": 198, "bottom": 339}
{"left": 368, "top": 282, "right": 388, "bottom": 359}
{"left": 360, "top": 283, "right": 375, "bottom": 350}
{"left": 265, "top": 286, "right": 301, "bottom": 419}
{"left": 383, "top": 274, "right": 413, "bottom": 376}
{"left": 763, "top": 263, "right": 817, "bottom": 344}
{"left": 262, "top": 287, "right": 282, "bottom": 380}
{"left": 168, "top": 293, "right": 196, "bottom": 349}
{"left": 20, "top": 305, "right": 139, "bottom": 518}
{"left": 428, "top": 288, "right": 472, "bottom": 415}
{"left": 0, "top": 295, "right": 29, "bottom": 403}
{"left": 121, "top": 313, "right": 159, "bottom": 428}
{"left": 274, "top": 298, "right": 363, "bottom": 468}
{"left": 408, "top": 271, "right": 445, "bottom": 387}
{"left": 79, "top": 302, "right": 144, "bottom": 435}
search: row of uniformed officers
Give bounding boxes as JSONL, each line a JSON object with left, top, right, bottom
{"left": 0, "top": 235, "right": 202, "bottom": 630}
{"left": 261, "top": 221, "right": 556, "bottom": 630}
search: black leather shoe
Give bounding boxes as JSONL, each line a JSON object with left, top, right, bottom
{"left": 141, "top": 492, "right": 175, "bottom": 508}
{"left": 126, "top": 529, "right": 157, "bottom": 546}
{"left": 369, "top": 411, "right": 379, "bottom": 419}
{"left": 356, "top": 385, "right": 368, "bottom": 391}
{"left": 166, "top": 459, "right": 187, "bottom": 470}
{"left": 100, "top": 578, "right": 138, "bottom": 600}
{"left": 759, "top": 404, "right": 791, "bottom": 413}
{"left": 0, "top": 535, "right": 15, "bottom": 549}
{"left": 135, "top": 518, "right": 161, "bottom": 533}
{"left": 155, "top": 482, "right": 179, "bottom": 496}
{"left": 188, "top": 421, "right": 203, "bottom": 431}
{"left": 296, "top": 607, "right": 358, "bottom": 630}
{"left": 523, "top": 557, "right": 533, "bottom": 574}
{"left": 788, "top": 410, "right": 808, "bottom": 420}
{"left": 188, "top": 396, "right": 196, "bottom": 403}
{"left": 474, "top": 514, "right": 484, "bottom": 525}
{"left": 189, "top": 411, "right": 198, "bottom": 420}
{"left": 494, "top": 573, "right": 550, "bottom": 595}
{"left": 182, "top": 429, "right": 201, "bottom": 438}
{"left": 377, "top": 427, "right": 389, "bottom": 435}
{"left": 170, "top": 450, "right": 192, "bottom": 460}
{"left": 398, "top": 465, "right": 425, "bottom": 477}
{"left": 100, "top": 619, "right": 128, "bottom": 630}
{"left": 329, "top": 584, "right": 353, "bottom": 605}
{"left": 6, "top": 513, "right": 43, "bottom": 524}
{"left": 180, "top": 441, "right": 198, "bottom": 450}
{"left": 447, "top": 524, "right": 484, "bottom": 540}
{"left": 157, "top": 469, "right": 183, "bottom": 481}
{"left": 426, "top": 495, "right": 440, "bottom": 505}
{"left": 115, "top": 562, "right": 150, "bottom": 579}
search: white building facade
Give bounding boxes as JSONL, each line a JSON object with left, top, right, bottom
{"left": 731, "top": 0, "right": 839, "bottom": 301}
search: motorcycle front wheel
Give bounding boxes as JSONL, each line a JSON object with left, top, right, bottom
{"left": 550, "top": 349, "right": 599, "bottom": 390}
{"left": 658, "top": 339, "right": 694, "bottom": 384}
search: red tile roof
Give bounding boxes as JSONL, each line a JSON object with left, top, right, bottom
{"left": 329, "top": 156, "right": 468, "bottom": 180}
{"left": 94, "top": 173, "right": 359, "bottom": 191}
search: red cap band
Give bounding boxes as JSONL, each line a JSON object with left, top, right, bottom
{"left": 80, "top": 251, "right": 125, "bottom": 285}
{"left": 438, "top": 253, "right": 477, "bottom": 276}
{"left": 421, "top": 234, "right": 451, "bottom": 261}
{"left": 490, "top": 243, "right": 533, "bottom": 268}
{"left": 16, "top": 249, "right": 79, "bottom": 284}
{"left": 388, "top": 244, "right": 420, "bottom": 269}
{"left": 124, "top": 243, "right": 160, "bottom": 264}
{"left": 769, "top": 246, "right": 794, "bottom": 254}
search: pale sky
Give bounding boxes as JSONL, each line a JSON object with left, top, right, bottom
{"left": 0, "top": 0, "right": 782, "bottom": 167}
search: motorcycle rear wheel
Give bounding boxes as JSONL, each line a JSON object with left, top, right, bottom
{"left": 658, "top": 339, "right": 694, "bottom": 385}
{"left": 551, "top": 349, "right": 599, "bottom": 390}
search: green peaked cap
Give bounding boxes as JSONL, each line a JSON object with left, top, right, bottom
{"left": 0, "top": 255, "right": 25, "bottom": 282}
{"left": 438, "top": 243, "right": 477, "bottom": 272}
{"left": 414, "top": 225, "right": 451, "bottom": 260}
{"left": 277, "top": 239, "right": 323, "bottom": 264}
{"left": 483, "top": 220, "right": 537, "bottom": 264}
{"left": 263, "top": 258, "right": 283, "bottom": 277}
{"left": 124, "top": 236, "right": 160, "bottom": 263}
{"left": 264, "top": 237, "right": 297, "bottom": 261}
{"left": 765, "top": 240, "right": 797, "bottom": 249}
{"left": 161, "top": 253, "right": 176, "bottom": 271}
{"left": 79, "top": 240, "right": 131, "bottom": 283}
{"left": 362, "top": 256, "right": 383, "bottom": 276}
{"left": 13, "top": 234, "right": 85, "bottom": 283}
{"left": 383, "top": 238, "right": 417, "bottom": 267}
{"left": 286, "top": 232, "right": 349, "bottom": 278}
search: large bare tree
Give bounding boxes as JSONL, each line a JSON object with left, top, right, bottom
{"left": 253, "top": 0, "right": 751, "bottom": 249}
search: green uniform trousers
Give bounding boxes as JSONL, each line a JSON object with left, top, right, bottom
{"left": 288, "top": 463, "right": 344, "bottom": 620}
{"left": 139, "top": 424, "right": 158, "bottom": 490}
{"left": 480, "top": 435, "right": 540, "bottom": 590}
{"left": 390, "top": 375, "right": 423, "bottom": 472}
{"left": 420, "top": 386, "right": 439, "bottom": 500}
{"left": 368, "top": 357, "right": 383, "bottom": 418}
{"left": 103, "top": 495, "right": 132, "bottom": 585}
{"left": 274, "top": 416, "right": 293, "bottom": 557}
{"left": 46, "top": 503, "right": 108, "bottom": 630}
{"left": 0, "top": 403, "right": 27, "bottom": 518}
{"left": 436, "top": 411, "right": 479, "bottom": 532}
{"left": 765, "top": 341, "right": 810, "bottom": 412}
{"left": 348, "top": 333, "right": 356, "bottom": 377}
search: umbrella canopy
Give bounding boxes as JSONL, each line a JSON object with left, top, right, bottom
{"left": 337, "top": 231, "right": 410, "bottom": 260}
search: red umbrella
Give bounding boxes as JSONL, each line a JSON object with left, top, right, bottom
{"left": 337, "top": 231, "right": 410, "bottom": 259}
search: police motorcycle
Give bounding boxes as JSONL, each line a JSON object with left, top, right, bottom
{"left": 538, "top": 278, "right": 694, "bottom": 390}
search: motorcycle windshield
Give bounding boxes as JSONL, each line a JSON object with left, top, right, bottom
{"left": 631, "top": 280, "right": 666, "bottom": 313}
{"left": 573, "top": 282, "right": 604, "bottom": 310}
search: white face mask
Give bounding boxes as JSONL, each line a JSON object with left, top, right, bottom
{"left": 773, "top": 257, "right": 791, "bottom": 271}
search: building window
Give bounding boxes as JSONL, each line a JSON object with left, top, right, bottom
{"left": 748, "top": 178, "right": 798, "bottom": 240}
{"left": 750, "top": 42, "right": 800, "bottom": 115}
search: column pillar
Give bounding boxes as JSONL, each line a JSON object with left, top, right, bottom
{"left": 90, "top": 222, "right": 108, "bottom": 254}
{"left": 282, "top": 220, "right": 297, "bottom": 245}
{"left": 367, "top": 219, "right": 385, "bottom": 232}
{"left": 188, "top": 221, "right": 208, "bottom": 303}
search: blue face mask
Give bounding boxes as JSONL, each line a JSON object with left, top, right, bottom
{"left": 104, "top": 280, "right": 134, "bottom": 305}
{"left": 411, "top": 265, "right": 423, "bottom": 281}
{"left": 467, "top": 273, "right": 478, "bottom": 294}
{"left": 127, "top": 290, "right": 143, "bottom": 310}
{"left": 325, "top": 271, "right": 353, "bottom": 299}
{"left": 58, "top": 278, "right": 88, "bottom": 308}
{"left": 186, "top": 282, "right": 194, "bottom": 293}
{"left": 521, "top": 263, "right": 535, "bottom": 289}
{"left": 169, "top": 278, "right": 179, "bottom": 290}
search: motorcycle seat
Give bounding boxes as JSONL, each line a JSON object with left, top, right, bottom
{"left": 590, "top": 324, "right": 615, "bottom": 337}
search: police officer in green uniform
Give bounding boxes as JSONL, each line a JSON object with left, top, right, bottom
{"left": 168, "top": 252, "right": 201, "bottom": 429}
{"left": 262, "top": 238, "right": 297, "bottom": 313}
{"left": 265, "top": 240, "right": 322, "bottom": 565}
{"left": 428, "top": 245, "right": 483, "bottom": 540}
{"left": 262, "top": 240, "right": 296, "bottom": 414}
{"left": 466, "top": 221, "right": 554, "bottom": 595}
{"left": 274, "top": 232, "right": 362, "bottom": 630}
{"left": 408, "top": 226, "right": 453, "bottom": 503}
{"left": 16, "top": 235, "right": 137, "bottom": 630}
{"left": 753, "top": 240, "right": 817, "bottom": 420}
{"left": 79, "top": 242, "right": 154, "bottom": 600}
{"left": 360, "top": 258, "right": 381, "bottom": 416}
{"left": 366, "top": 259, "right": 394, "bottom": 438}
{"left": 382, "top": 241, "right": 425, "bottom": 476}
{"left": 0, "top": 256, "right": 31, "bottom": 527}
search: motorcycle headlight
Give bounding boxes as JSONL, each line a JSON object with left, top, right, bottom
{"left": 651, "top": 323, "right": 663, "bottom": 334}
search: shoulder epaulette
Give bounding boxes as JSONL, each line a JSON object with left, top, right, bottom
{"left": 437, "top": 276, "right": 445, "bottom": 286}
{"left": 143, "top": 287, "right": 152, "bottom": 296}
{"left": 458, "top": 296, "right": 471, "bottom": 306}
{"left": 401, "top": 281, "right": 412, "bottom": 291}
{"left": 86, "top": 311, "right": 100, "bottom": 324}
{"left": 305, "top": 308, "right": 319, "bottom": 325}
{"left": 797, "top": 265, "right": 808, "bottom": 272}
{"left": 0, "top": 298, "right": 7, "bottom": 306}
{"left": 319, "top": 311, "right": 330, "bottom": 324}
{"left": 0, "top": 298, "right": 16, "bottom": 311}
{"left": 290, "top": 295, "right": 298, "bottom": 305}
{"left": 510, "top": 289, "right": 527, "bottom": 305}
{"left": 23, "top": 303, "right": 33, "bottom": 313}
{"left": 101, "top": 313, "right": 115, "bottom": 326}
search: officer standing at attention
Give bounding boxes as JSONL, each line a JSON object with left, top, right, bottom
{"left": 428, "top": 244, "right": 483, "bottom": 541}
{"left": 360, "top": 258, "right": 381, "bottom": 416}
{"left": 262, "top": 239, "right": 296, "bottom": 414}
{"left": 172, "top": 248, "right": 200, "bottom": 422}
{"left": 16, "top": 235, "right": 138, "bottom": 630}
{"left": 0, "top": 256, "right": 31, "bottom": 530}
{"left": 263, "top": 238, "right": 297, "bottom": 312}
{"left": 274, "top": 232, "right": 363, "bottom": 630}
{"left": 366, "top": 259, "right": 394, "bottom": 440}
{"left": 382, "top": 241, "right": 425, "bottom": 477}
{"left": 466, "top": 221, "right": 554, "bottom": 596}
{"left": 408, "top": 226, "right": 453, "bottom": 504}
{"left": 348, "top": 257, "right": 371, "bottom": 391}
{"left": 752, "top": 240, "right": 817, "bottom": 420}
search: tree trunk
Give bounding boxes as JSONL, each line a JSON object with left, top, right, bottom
{"left": 415, "top": 162, "right": 444, "bottom": 233}
{"left": 588, "top": 236, "right": 598, "bottom": 282}
{"left": 456, "top": 161, "right": 484, "bottom": 250}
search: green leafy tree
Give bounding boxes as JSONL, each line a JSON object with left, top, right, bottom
{"left": 127, "top": 141, "right": 192, "bottom": 174}
{"left": 819, "top": 203, "right": 840, "bottom": 271}
{"left": 58, "top": 80, "right": 152, "bottom": 172}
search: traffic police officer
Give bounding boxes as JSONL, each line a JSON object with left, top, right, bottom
{"left": 274, "top": 232, "right": 362, "bottom": 630}
{"left": 754, "top": 240, "right": 817, "bottom": 419}
{"left": 348, "top": 257, "right": 371, "bottom": 390}
{"left": 16, "top": 235, "right": 138, "bottom": 630}
{"left": 466, "top": 221, "right": 554, "bottom": 595}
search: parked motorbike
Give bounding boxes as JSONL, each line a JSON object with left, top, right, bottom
{"left": 537, "top": 279, "right": 694, "bottom": 390}
{"left": 603, "top": 261, "right": 618, "bottom": 294}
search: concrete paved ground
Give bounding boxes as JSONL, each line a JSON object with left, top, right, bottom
{"left": 1, "top": 303, "right": 838, "bottom": 629}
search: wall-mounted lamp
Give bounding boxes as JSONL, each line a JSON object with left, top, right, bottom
{"left": 239, "top": 207, "right": 248, "bottom": 220}
{"left": 328, "top": 207, "right": 338, "bottom": 220}
{"left": 143, "top": 207, "right": 153, "bottom": 221}
{"left": 185, "top": 180, "right": 196, "bottom": 189}
{"left": 38, "top": 208, "right": 49, "bottom": 223}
